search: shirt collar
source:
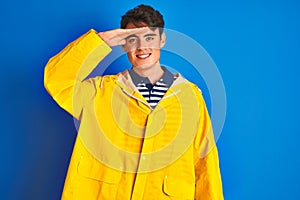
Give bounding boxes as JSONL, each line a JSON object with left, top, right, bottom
{"left": 128, "top": 66, "right": 174, "bottom": 87}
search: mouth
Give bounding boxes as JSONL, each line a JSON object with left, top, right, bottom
{"left": 136, "top": 53, "right": 151, "bottom": 59}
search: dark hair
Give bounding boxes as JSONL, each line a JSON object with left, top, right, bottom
{"left": 121, "top": 4, "right": 164, "bottom": 35}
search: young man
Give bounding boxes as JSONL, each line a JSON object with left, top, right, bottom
{"left": 44, "top": 4, "right": 224, "bottom": 200}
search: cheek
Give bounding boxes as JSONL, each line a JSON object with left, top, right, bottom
{"left": 127, "top": 52, "right": 136, "bottom": 63}
{"left": 127, "top": 53, "right": 133, "bottom": 59}
{"left": 151, "top": 49, "right": 161, "bottom": 60}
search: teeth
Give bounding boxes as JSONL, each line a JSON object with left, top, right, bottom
{"left": 137, "top": 54, "right": 150, "bottom": 59}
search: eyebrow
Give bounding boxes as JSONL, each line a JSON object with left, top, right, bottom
{"left": 126, "top": 33, "right": 158, "bottom": 39}
{"left": 126, "top": 34, "right": 138, "bottom": 39}
{"left": 144, "top": 33, "right": 157, "bottom": 37}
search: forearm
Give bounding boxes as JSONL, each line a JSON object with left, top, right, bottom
{"left": 44, "top": 29, "right": 111, "bottom": 118}
{"left": 194, "top": 146, "right": 224, "bottom": 200}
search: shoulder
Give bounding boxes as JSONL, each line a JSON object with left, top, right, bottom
{"left": 177, "top": 77, "right": 206, "bottom": 106}
{"left": 174, "top": 74, "right": 203, "bottom": 94}
{"left": 187, "top": 81, "right": 202, "bottom": 94}
{"left": 82, "top": 74, "right": 119, "bottom": 90}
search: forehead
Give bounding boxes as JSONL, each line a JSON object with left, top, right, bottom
{"left": 125, "top": 22, "right": 160, "bottom": 36}
{"left": 125, "top": 22, "right": 148, "bottom": 29}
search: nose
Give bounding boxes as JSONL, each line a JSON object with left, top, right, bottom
{"left": 136, "top": 38, "right": 148, "bottom": 50}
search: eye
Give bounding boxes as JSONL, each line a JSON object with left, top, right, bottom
{"left": 127, "top": 37, "right": 138, "bottom": 44}
{"left": 145, "top": 36, "right": 154, "bottom": 42}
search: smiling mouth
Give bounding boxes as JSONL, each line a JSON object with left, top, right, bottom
{"left": 136, "top": 53, "right": 151, "bottom": 59}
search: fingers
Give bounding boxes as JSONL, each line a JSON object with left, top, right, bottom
{"left": 119, "top": 39, "right": 126, "bottom": 46}
{"left": 98, "top": 27, "right": 160, "bottom": 47}
{"left": 98, "top": 29, "right": 142, "bottom": 47}
{"left": 118, "top": 27, "right": 150, "bottom": 38}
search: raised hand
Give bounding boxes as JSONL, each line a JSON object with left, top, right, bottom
{"left": 97, "top": 27, "right": 149, "bottom": 47}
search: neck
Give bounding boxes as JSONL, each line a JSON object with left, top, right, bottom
{"left": 133, "top": 62, "right": 164, "bottom": 84}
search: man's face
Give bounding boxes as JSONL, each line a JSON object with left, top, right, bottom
{"left": 123, "top": 23, "right": 165, "bottom": 69}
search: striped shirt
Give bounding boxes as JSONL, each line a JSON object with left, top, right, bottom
{"left": 129, "top": 67, "right": 175, "bottom": 109}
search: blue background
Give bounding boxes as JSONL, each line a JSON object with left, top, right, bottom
{"left": 1, "top": 0, "right": 300, "bottom": 199}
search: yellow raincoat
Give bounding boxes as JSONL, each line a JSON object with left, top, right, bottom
{"left": 44, "top": 29, "right": 224, "bottom": 200}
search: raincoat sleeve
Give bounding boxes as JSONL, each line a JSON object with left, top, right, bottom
{"left": 44, "top": 29, "right": 112, "bottom": 119}
{"left": 194, "top": 91, "right": 224, "bottom": 200}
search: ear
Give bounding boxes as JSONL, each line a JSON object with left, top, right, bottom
{"left": 160, "top": 32, "right": 166, "bottom": 48}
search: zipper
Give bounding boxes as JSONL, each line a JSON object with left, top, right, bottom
{"left": 161, "top": 89, "right": 181, "bottom": 100}
{"left": 121, "top": 88, "right": 153, "bottom": 110}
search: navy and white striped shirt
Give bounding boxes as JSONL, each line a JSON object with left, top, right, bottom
{"left": 129, "top": 67, "right": 175, "bottom": 109}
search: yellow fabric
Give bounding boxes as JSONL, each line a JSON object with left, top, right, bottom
{"left": 44, "top": 29, "right": 224, "bottom": 200}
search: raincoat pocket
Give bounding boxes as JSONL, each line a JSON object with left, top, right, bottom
{"left": 163, "top": 176, "right": 195, "bottom": 199}
{"left": 77, "top": 156, "right": 121, "bottom": 184}
{"left": 71, "top": 156, "right": 121, "bottom": 199}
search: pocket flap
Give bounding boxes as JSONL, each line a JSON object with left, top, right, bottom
{"left": 163, "top": 176, "right": 194, "bottom": 199}
{"left": 77, "top": 156, "right": 121, "bottom": 184}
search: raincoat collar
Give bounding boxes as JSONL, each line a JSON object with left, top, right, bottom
{"left": 115, "top": 69, "right": 190, "bottom": 111}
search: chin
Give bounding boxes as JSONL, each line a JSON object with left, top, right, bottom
{"left": 133, "top": 61, "right": 157, "bottom": 69}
